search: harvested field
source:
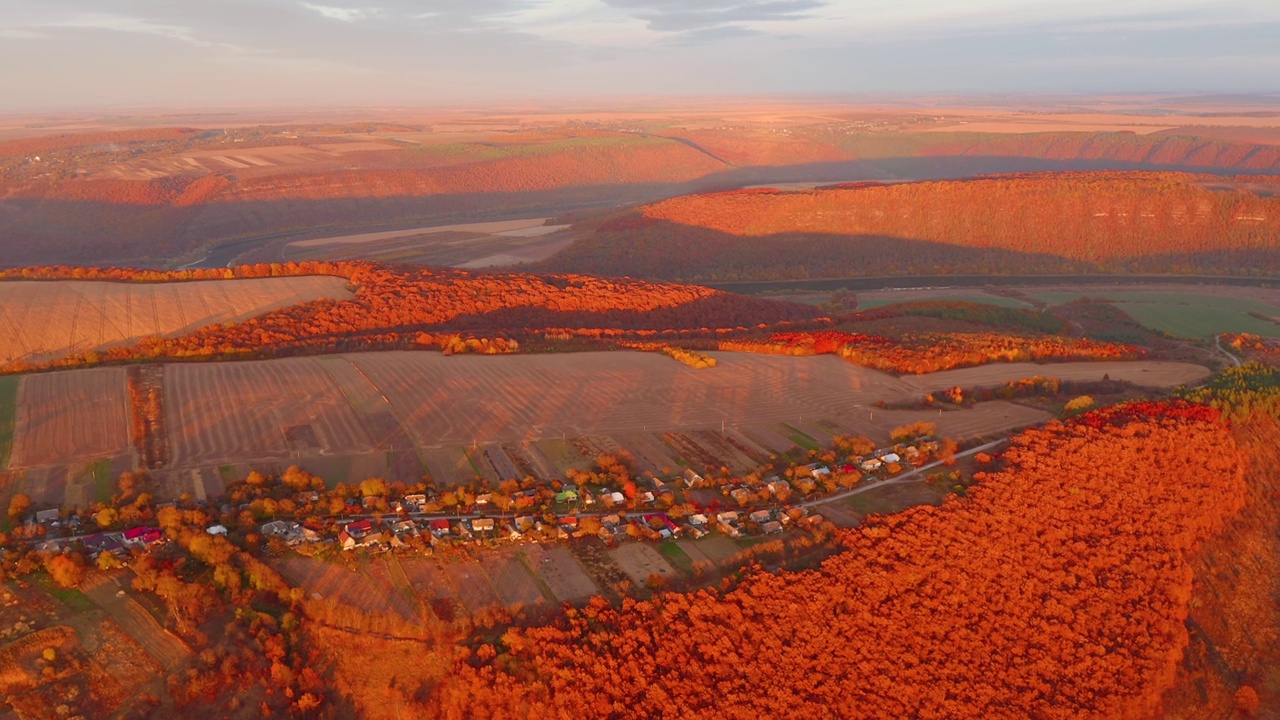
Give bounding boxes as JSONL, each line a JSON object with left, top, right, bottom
{"left": 363, "top": 559, "right": 420, "bottom": 621}
{"left": 0, "top": 375, "right": 15, "bottom": 469}
{"left": 872, "top": 402, "right": 1053, "bottom": 442}
{"left": 165, "top": 358, "right": 371, "bottom": 467}
{"left": 521, "top": 544, "right": 600, "bottom": 603}
{"left": 441, "top": 560, "right": 502, "bottom": 615}
{"left": 487, "top": 550, "right": 549, "bottom": 608}
{"left": 10, "top": 368, "right": 129, "bottom": 468}
{"left": 0, "top": 277, "right": 351, "bottom": 364}
{"left": 398, "top": 559, "right": 458, "bottom": 602}
{"left": 276, "top": 557, "right": 403, "bottom": 617}
{"left": 610, "top": 543, "right": 680, "bottom": 586}
{"left": 682, "top": 535, "right": 744, "bottom": 566}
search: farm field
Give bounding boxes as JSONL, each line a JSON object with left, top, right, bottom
{"left": 165, "top": 359, "right": 372, "bottom": 467}
{"left": 1033, "top": 291, "right": 1280, "bottom": 339}
{"left": 0, "top": 277, "right": 352, "bottom": 365}
{"left": 609, "top": 543, "right": 680, "bottom": 586}
{"left": 855, "top": 293, "right": 1034, "bottom": 310}
{"left": 281, "top": 218, "right": 575, "bottom": 268}
{"left": 519, "top": 544, "right": 600, "bottom": 603}
{"left": 0, "top": 352, "right": 1210, "bottom": 488}
{"left": 277, "top": 557, "right": 411, "bottom": 619}
{"left": 0, "top": 375, "right": 16, "bottom": 469}
{"left": 9, "top": 368, "right": 129, "bottom": 469}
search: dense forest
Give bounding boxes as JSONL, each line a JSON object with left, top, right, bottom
{"left": 416, "top": 401, "right": 1250, "bottom": 717}
{"left": 539, "top": 172, "right": 1280, "bottom": 281}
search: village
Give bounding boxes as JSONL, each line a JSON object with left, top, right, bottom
{"left": 7, "top": 428, "right": 950, "bottom": 572}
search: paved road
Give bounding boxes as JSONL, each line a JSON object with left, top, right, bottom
{"left": 802, "top": 438, "right": 1008, "bottom": 509}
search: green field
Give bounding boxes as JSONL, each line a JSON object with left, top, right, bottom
{"left": 856, "top": 294, "right": 1034, "bottom": 310}
{"left": 0, "top": 376, "right": 17, "bottom": 470}
{"left": 1035, "top": 292, "right": 1280, "bottom": 339}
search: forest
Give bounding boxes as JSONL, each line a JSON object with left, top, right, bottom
{"left": 540, "top": 172, "right": 1280, "bottom": 282}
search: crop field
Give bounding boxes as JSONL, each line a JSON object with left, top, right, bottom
{"left": 2, "top": 352, "right": 1210, "bottom": 489}
{"left": 81, "top": 572, "right": 189, "bottom": 668}
{"left": 680, "top": 535, "right": 745, "bottom": 566}
{"left": 440, "top": 560, "right": 503, "bottom": 615}
{"left": 281, "top": 217, "right": 574, "bottom": 268}
{"left": 486, "top": 549, "right": 549, "bottom": 608}
{"left": 1033, "top": 291, "right": 1280, "bottom": 339}
{"left": 397, "top": 559, "right": 458, "bottom": 605}
{"left": 856, "top": 293, "right": 1034, "bottom": 310}
{"left": 0, "top": 277, "right": 352, "bottom": 365}
{"left": 276, "top": 558, "right": 406, "bottom": 618}
{"left": 9, "top": 368, "right": 129, "bottom": 468}
{"left": 0, "top": 375, "right": 16, "bottom": 469}
{"left": 610, "top": 543, "right": 680, "bottom": 586}
{"left": 519, "top": 544, "right": 600, "bottom": 603}
{"left": 165, "top": 359, "right": 372, "bottom": 467}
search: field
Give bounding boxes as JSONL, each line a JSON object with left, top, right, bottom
{"left": 0, "top": 277, "right": 352, "bottom": 365}
{"left": 0, "top": 352, "right": 1212, "bottom": 489}
{"left": 165, "top": 358, "right": 373, "bottom": 467}
{"left": 9, "top": 368, "right": 129, "bottom": 469}
{"left": 519, "top": 544, "right": 600, "bottom": 603}
{"left": 0, "top": 375, "right": 15, "bottom": 469}
{"left": 1033, "top": 291, "right": 1280, "bottom": 339}
{"left": 281, "top": 217, "right": 574, "bottom": 268}
{"left": 609, "top": 543, "right": 680, "bottom": 586}
{"left": 277, "top": 557, "right": 413, "bottom": 620}
{"left": 854, "top": 292, "right": 1034, "bottom": 310}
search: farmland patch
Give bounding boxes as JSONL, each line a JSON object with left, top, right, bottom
{"left": 520, "top": 545, "right": 599, "bottom": 603}
{"left": 10, "top": 368, "right": 129, "bottom": 468}
{"left": 0, "top": 276, "right": 352, "bottom": 365}
{"left": 609, "top": 543, "right": 680, "bottom": 586}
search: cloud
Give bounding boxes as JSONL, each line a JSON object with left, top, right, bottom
{"left": 44, "top": 12, "right": 246, "bottom": 50}
{"left": 603, "top": 0, "right": 825, "bottom": 34}
{"left": 0, "top": 28, "right": 50, "bottom": 39}
{"left": 299, "top": 2, "right": 379, "bottom": 22}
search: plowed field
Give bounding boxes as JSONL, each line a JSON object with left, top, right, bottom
{"left": 9, "top": 367, "right": 129, "bottom": 468}
{"left": 0, "top": 277, "right": 351, "bottom": 364}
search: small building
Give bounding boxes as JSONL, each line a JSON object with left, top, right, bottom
{"left": 338, "top": 531, "right": 357, "bottom": 551}
{"left": 811, "top": 466, "right": 832, "bottom": 478}
{"left": 471, "top": 518, "right": 496, "bottom": 533}
{"left": 206, "top": 525, "right": 228, "bottom": 536}
{"left": 683, "top": 469, "right": 704, "bottom": 488}
{"left": 35, "top": 509, "right": 60, "bottom": 524}
{"left": 344, "top": 519, "right": 373, "bottom": 538}
{"left": 555, "top": 489, "right": 579, "bottom": 504}
{"left": 881, "top": 453, "right": 901, "bottom": 464}
{"left": 749, "top": 510, "right": 772, "bottom": 525}
{"left": 688, "top": 514, "right": 708, "bottom": 527}
{"left": 767, "top": 480, "right": 791, "bottom": 497}
{"left": 123, "top": 527, "right": 163, "bottom": 547}
{"left": 475, "top": 494, "right": 492, "bottom": 507}
{"left": 514, "top": 516, "right": 536, "bottom": 533}
{"left": 602, "top": 514, "right": 621, "bottom": 528}
{"left": 860, "top": 459, "right": 883, "bottom": 472}
{"left": 429, "top": 519, "right": 452, "bottom": 538}
{"left": 403, "top": 494, "right": 427, "bottom": 507}
{"left": 762, "top": 521, "right": 783, "bottom": 535}
{"left": 559, "top": 516, "right": 579, "bottom": 533}
{"left": 609, "top": 491, "right": 626, "bottom": 506}
{"left": 730, "top": 488, "right": 754, "bottom": 506}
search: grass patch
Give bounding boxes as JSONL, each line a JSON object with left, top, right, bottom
{"left": 34, "top": 573, "right": 96, "bottom": 613}
{"left": 841, "top": 478, "right": 954, "bottom": 517}
{"left": 0, "top": 375, "right": 17, "bottom": 470}
{"left": 779, "top": 423, "right": 818, "bottom": 451}
{"left": 88, "top": 460, "right": 114, "bottom": 503}
{"left": 517, "top": 551, "right": 560, "bottom": 602}
{"left": 218, "top": 465, "right": 238, "bottom": 482}
{"left": 657, "top": 542, "right": 695, "bottom": 575}
{"left": 1033, "top": 292, "right": 1280, "bottom": 339}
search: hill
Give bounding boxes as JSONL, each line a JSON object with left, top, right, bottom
{"left": 4, "top": 125, "right": 1280, "bottom": 268}
{"left": 537, "top": 172, "right": 1280, "bottom": 282}
{"left": 0, "top": 263, "right": 822, "bottom": 372}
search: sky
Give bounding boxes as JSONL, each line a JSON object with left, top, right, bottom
{"left": 0, "top": 0, "right": 1278, "bottom": 110}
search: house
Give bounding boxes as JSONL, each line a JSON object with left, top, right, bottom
{"left": 475, "top": 494, "right": 492, "bottom": 508}
{"left": 766, "top": 480, "right": 791, "bottom": 497}
{"left": 123, "top": 527, "right": 163, "bottom": 547}
{"left": 390, "top": 520, "right": 419, "bottom": 537}
{"left": 762, "top": 521, "right": 784, "bottom": 535}
{"left": 716, "top": 512, "right": 742, "bottom": 538}
{"left": 338, "top": 531, "right": 357, "bottom": 551}
{"left": 749, "top": 509, "right": 772, "bottom": 525}
{"left": 344, "top": 519, "right": 373, "bottom": 538}
{"left": 429, "top": 519, "right": 452, "bottom": 538}
{"left": 881, "top": 453, "right": 901, "bottom": 464}
{"left": 609, "top": 491, "right": 626, "bottom": 506}
{"left": 514, "top": 516, "right": 536, "bottom": 533}
{"left": 793, "top": 476, "right": 817, "bottom": 493}
{"left": 683, "top": 469, "right": 704, "bottom": 488}
{"left": 262, "top": 520, "right": 306, "bottom": 542}
{"left": 403, "top": 494, "right": 427, "bottom": 508}
{"left": 555, "top": 489, "right": 579, "bottom": 504}
{"left": 559, "top": 516, "right": 579, "bottom": 533}
{"left": 730, "top": 488, "right": 754, "bottom": 506}
{"left": 206, "top": 525, "right": 228, "bottom": 536}
{"left": 688, "top": 514, "right": 708, "bottom": 528}
{"left": 638, "top": 491, "right": 655, "bottom": 505}
{"left": 35, "top": 509, "right": 60, "bottom": 525}
{"left": 470, "top": 518, "right": 496, "bottom": 533}
{"left": 82, "top": 533, "right": 124, "bottom": 557}
{"left": 860, "top": 458, "right": 883, "bottom": 472}
{"left": 811, "top": 466, "right": 832, "bottom": 478}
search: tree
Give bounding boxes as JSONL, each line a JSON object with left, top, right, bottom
{"left": 7, "top": 493, "right": 30, "bottom": 520}
{"left": 46, "top": 554, "right": 84, "bottom": 588}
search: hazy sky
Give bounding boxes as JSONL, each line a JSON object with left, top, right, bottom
{"left": 1, "top": 0, "right": 1277, "bottom": 109}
